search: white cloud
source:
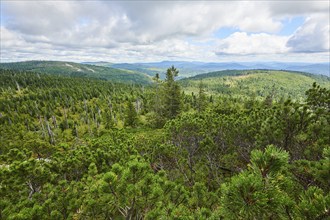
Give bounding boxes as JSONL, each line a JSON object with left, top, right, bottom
{"left": 0, "top": 26, "right": 24, "bottom": 47}
{"left": 268, "top": 1, "right": 329, "bottom": 16}
{"left": 0, "top": 1, "right": 288, "bottom": 45}
{"left": 287, "top": 14, "right": 330, "bottom": 53}
{"left": 0, "top": 1, "right": 329, "bottom": 62}
{"left": 215, "top": 32, "right": 289, "bottom": 55}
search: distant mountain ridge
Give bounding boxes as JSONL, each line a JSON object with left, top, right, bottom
{"left": 86, "top": 61, "right": 330, "bottom": 78}
{"left": 1, "top": 60, "right": 329, "bottom": 87}
{"left": 0, "top": 61, "right": 152, "bottom": 84}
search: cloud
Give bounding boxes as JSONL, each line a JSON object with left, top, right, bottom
{"left": 4, "top": 2, "right": 79, "bottom": 35}
{"left": 287, "top": 14, "right": 330, "bottom": 53}
{"left": 0, "top": 1, "right": 329, "bottom": 62}
{"left": 0, "top": 25, "right": 206, "bottom": 62}
{"left": 215, "top": 32, "right": 289, "bottom": 55}
{"left": 1, "top": 1, "right": 288, "bottom": 45}
{"left": 0, "top": 26, "right": 25, "bottom": 47}
{"left": 268, "top": 1, "right": 329, "bottom": 16}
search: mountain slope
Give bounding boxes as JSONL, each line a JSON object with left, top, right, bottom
{"left": 0, "top": 61, "right": 152, "bottom": 84}
{"left": 180, "top": 69, "right": 330, "bottom": 100}
{"left": 88, "top": 61, "right": 330, "bottom": 78}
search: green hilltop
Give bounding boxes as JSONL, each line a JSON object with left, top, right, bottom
{"left": 180, "top": 69, "right": 330, "bottom": 100}
{"left": 0, "top": 60, "right": 153, "bottom": 84}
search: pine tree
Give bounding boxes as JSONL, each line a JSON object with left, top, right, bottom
{"left": 220, "top": 146, "right": 294, "bottom": 219}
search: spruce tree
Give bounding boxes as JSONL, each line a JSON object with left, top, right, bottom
{"left": 197, "top": 80, "right": 207, "bottom": 112}
{"left": 125, "top": 101, "right": 138, "bottom": 127}
{"left": 164, "top": 66, "right": 181, "bottom": 119}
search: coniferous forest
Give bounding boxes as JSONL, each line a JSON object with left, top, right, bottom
{"left": 0, "top": 66, "right": 329, "bottom": 220}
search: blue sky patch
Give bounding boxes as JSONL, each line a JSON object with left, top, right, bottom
{"left": 213, "top": 27, "right": 240, "bottom": 39}
{"left": 278, "top": 16, "right": 305, "bottom": 36}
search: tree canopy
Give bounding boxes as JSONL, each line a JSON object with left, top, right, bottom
{"left": 0, "top": 67, "right": 329, "bottom": 219}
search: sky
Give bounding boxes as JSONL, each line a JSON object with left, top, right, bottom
{"left": 0, "top": 1, "right": 329, "bottom": 63}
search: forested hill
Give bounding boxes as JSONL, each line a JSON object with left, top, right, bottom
{"left": 0, "top": 67, "right": 330, "bottom": 219}
{"left": 0, "top": 61, "right": 153, "bottom": 84}
{"left": 180, "top": 69, "right": 330, "bottom": 100}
